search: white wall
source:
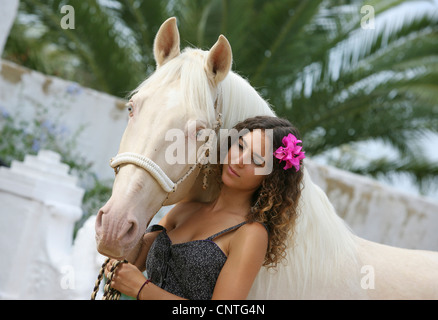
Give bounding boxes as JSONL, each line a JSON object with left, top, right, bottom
{"left": 307, "top": 160, "right": 438, "bottom": 251}
{"left": 0, "top": 59, "right": 128, "bottom": 181}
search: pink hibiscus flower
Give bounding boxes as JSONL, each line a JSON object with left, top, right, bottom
{"left": 273, "top": 133, "right": 306, "bottom": 171}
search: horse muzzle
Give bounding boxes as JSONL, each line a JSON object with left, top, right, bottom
{"left": 95, "top": 205, "right": 143, "bottom": 259}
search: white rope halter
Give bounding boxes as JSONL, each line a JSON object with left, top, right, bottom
{"left": 109, "top": 103, "right": 222, "bottom": 194}
{"left": 110, "top": 152, "right": 176, "bottom": 193}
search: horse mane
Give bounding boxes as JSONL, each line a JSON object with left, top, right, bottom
{"left": 217, "top": 70, "right": 276, "bottom": 127}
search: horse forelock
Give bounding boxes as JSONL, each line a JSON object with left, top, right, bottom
{"left": 131, "top": 48, "right": 215, "bottom": 127}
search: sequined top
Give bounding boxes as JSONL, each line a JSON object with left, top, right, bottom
{"left": 145, "top": 222, "right": 247, "bottom": 300}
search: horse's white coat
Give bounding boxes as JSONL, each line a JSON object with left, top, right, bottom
{"left": 98, "top": 17, "right": 438, "bottom": 299}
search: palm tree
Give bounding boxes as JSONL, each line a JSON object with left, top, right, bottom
{"left": 3, "top": 0, "right": 438, "bottom": 196}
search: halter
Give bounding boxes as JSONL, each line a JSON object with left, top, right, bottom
{"left": 109, "top": 98, "right": 222, "bottom": 194}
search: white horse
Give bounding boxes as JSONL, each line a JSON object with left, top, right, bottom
{"left": 95, "top": 17, "right": 438, "bottom": 299}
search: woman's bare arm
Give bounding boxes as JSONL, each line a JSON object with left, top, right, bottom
{"left": 211, "top": 222, "right": 268, "bottom": 299}
{"left": 106, "top": 259, "right": 187, "bottom": 300}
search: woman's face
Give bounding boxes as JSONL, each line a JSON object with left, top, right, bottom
{"left": 221, "top": 130, "right": 270, "bottom": 192}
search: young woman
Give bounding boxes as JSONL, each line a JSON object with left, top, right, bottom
{"left": 104, "top": 116, "right": 305, "bottom": 300}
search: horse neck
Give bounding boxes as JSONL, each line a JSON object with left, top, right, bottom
{"left": 287, "top": 168, "right": 359, "bottom": 295}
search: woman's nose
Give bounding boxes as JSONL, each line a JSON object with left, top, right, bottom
{"left": 237, "top": 154, "right": 244, "bottom": 167}
{"left": 237, "top": 150, "right": 250, "bottom": 167}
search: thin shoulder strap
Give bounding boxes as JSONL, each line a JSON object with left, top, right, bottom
{"left": 206, "top": 221, "right": 247, "bottom": 241}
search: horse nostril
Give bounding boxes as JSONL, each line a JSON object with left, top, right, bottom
{"left": 95, "top": 209, "right": 104, "bottom": 232}
{"left": 125, "top": 220, "right": 138, "bottom": 241}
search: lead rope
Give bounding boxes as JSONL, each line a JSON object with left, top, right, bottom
{"left": 91, "top": 258, "right": 128, "bottom": 300}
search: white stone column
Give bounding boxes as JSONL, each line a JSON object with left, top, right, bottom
{"left": 0, "top": 150, "right": 84, "bottom": 299}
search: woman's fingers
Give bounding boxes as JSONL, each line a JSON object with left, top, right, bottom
{"left": 105, "top": 259, "right": 121, "bottom": 282}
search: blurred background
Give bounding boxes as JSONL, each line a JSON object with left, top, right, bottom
{"left": 1, "top": 0, "right": 437, "bottom": 299}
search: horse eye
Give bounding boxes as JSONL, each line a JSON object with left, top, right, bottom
{"left": 126, "top": 102, "right": 134, "bottom": 116}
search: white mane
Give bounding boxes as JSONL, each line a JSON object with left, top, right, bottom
{"left": 217, "top": 70, "right": 276, "bottom": 128}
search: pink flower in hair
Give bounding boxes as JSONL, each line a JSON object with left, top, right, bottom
{"left": 273, "top": 133, "right": 306, "bottom": 171}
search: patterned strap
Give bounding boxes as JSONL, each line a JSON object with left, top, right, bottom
{"left": 206, "top": 221, "right": 247, "bottom": 241}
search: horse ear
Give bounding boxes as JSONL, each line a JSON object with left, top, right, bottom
{"left": 205, "top": 35, "right": 232, "bottom": 85}
{"left": 154, "top": 17, "right": 180, "bottom": 67}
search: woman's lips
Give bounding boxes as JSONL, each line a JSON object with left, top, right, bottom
{"left": 228, "top": 166, "right": 240, "bottom": 177}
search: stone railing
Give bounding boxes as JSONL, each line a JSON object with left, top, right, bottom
{"left": 0, "top": 150, "right": 105, "bottom": 299}
{"left": 307, "top": 160, "right": 438, "bottom": 251}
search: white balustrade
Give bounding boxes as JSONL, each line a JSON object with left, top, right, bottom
{"left": 0, "top": 150, "right": 104, "bottom": 299}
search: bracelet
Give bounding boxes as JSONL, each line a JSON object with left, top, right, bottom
{"left": 136, "top": 279, "right": 150, "bottom": 300}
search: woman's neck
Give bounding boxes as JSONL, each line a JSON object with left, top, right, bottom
{"left": 211, "top": 184, "right": 254, "bottom": 217}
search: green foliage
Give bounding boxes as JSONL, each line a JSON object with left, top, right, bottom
{"left": 0, "top": 102, "right": 86, "bottom": 169}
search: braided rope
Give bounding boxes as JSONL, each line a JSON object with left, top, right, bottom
{"left": 110, "top": 153, "right": 175, "bottom": 193}
{"left": 91, "top": 258, "right": 128, "bottom": 300}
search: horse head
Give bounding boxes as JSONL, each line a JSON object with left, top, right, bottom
{"left": 95, "top": 17, "right": 233, "bottom": 259}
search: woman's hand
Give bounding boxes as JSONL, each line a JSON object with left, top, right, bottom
{"left": 105, "top": 259, "right": 147, "bottom": 298}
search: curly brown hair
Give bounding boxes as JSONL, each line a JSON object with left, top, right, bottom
{"left": 222, "top": 116, "right": 304, "bottom": 268}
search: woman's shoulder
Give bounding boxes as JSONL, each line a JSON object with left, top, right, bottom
{"left": 227, "top": 221, "right": 269, "bottom": 260}
{"left": 233, "top": 221, "right": 269, "bottom": 246}
{"left": 241, "top": 221, "right": 269, "bottom": 236}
